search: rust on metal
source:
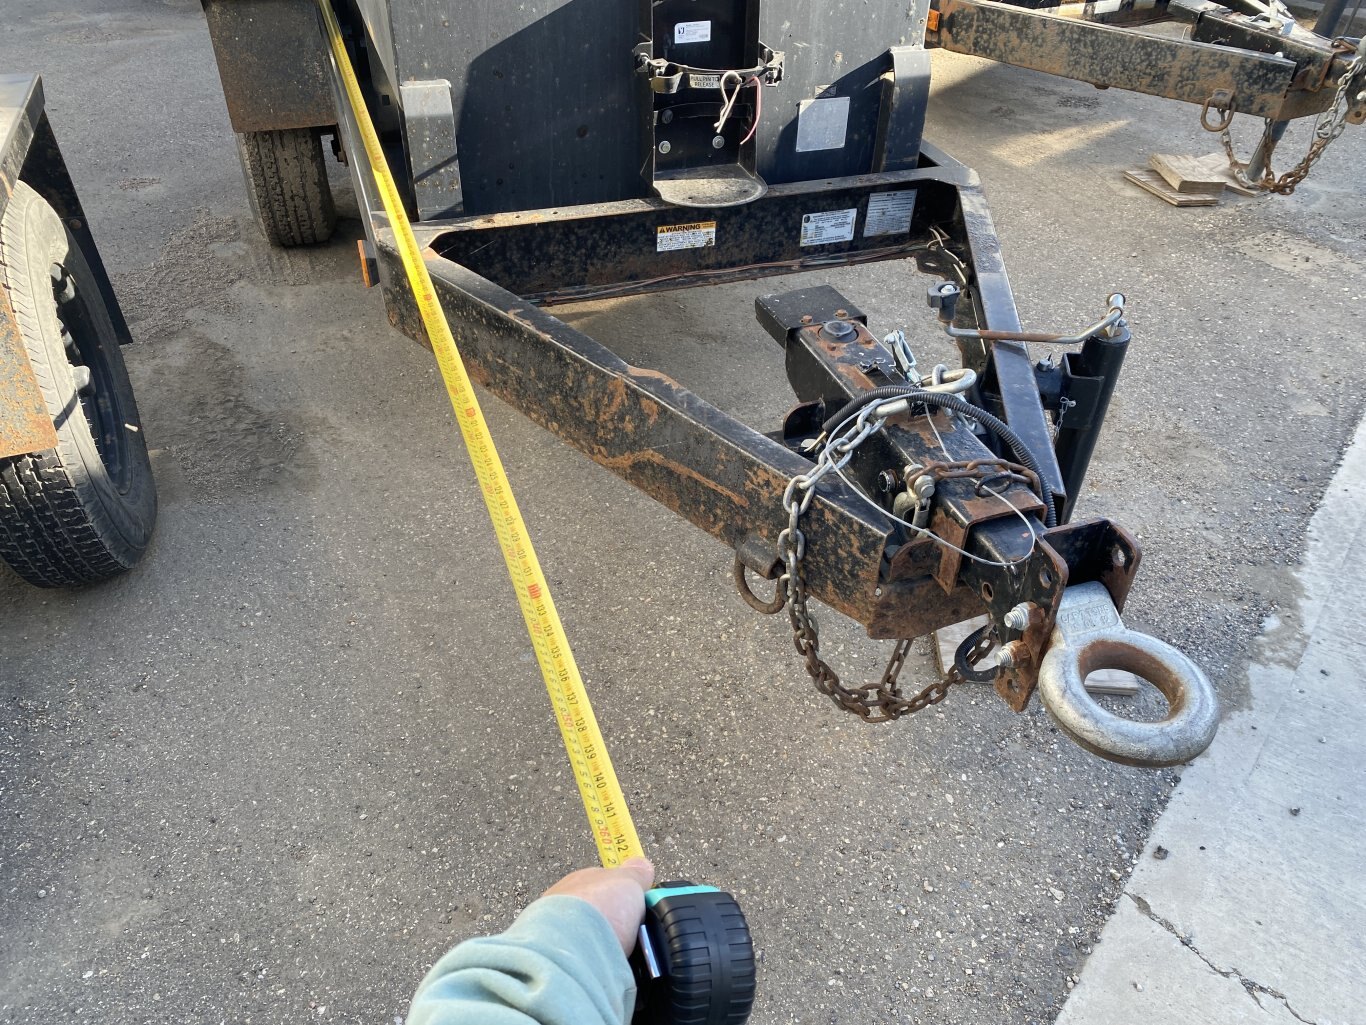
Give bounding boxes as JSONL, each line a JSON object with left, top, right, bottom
{"left": 992, "top": 538, "right": 1069, "bottom": 710}
{"left": 0, "top": 290, "right": 57, "bottom": 459}
{"left": 937, "top": 0, "right": 1302, "bottom": 119}
{"left": 1042, "top": 516, "right": 1142, "bottom": 612}
{"left": 377, "top": 233, "right": 895, "bottom": 628}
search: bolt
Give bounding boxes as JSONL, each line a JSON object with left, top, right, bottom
{"left": 996, "top": 641, "right": 1029, "bottom": 669}
{"left": 661, "top": 109, "right": 674, "bottom": 124}
{"left": 658, "top": 140, "right": 672, "bottom": 154}
{"left": 1002, "top": 602, "right": 1035, "bottom": 632}
{"left": 835, "top": 308, "right": 848, "bottom": 318}
{"left": 800, "top": 314, "right": 814, "bottom": 325}
{"left": 712, "top": 135, "right": 726, "bottom": 149}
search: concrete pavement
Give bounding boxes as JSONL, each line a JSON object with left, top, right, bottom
{"left": 1057, "top": 422, "right": 1366, "bottom": 1025}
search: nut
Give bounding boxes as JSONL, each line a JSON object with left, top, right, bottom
{"left": 996, "top": 640, "right": 1030, "bottom": 669}
{"left": 1002, "top": 602, "right": 1035, "bottom": 631}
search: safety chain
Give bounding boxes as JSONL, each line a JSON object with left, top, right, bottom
{"left": 773, "top": 407, "right": 995, "bottom": 722}
{"left": 1213, "top": 41, "right": 1366, "bottom": 195}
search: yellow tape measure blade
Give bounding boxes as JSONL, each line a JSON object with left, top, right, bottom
{"left": 315, "top": 0, "right": 641, "bottom": 867}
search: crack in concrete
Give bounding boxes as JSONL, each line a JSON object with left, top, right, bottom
{"left": 1126, "top": 893, "right": 1316, "bottom": 1024}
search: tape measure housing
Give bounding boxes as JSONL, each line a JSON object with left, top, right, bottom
{"left": 633, "top": 883, "right": 757, "bottom": 1025}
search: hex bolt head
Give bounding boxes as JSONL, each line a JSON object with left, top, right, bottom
{"left": 1003, "top": 602, "right": 1036, "bottom": 632}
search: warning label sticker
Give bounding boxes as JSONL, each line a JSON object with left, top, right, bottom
{"left": 800, "top": 209, "right": 857, "bottom": 247}
{"left": 864, "top": 191, "right": 917, "bottom": 237}
{"left": 674, "top": 20, "right": 711, "bottom": 43}
{"left": 657, "top": 221, "right": 717, "bottom": 252}
{"left": 688, "top": 73, "right": 722, "bottom": 90}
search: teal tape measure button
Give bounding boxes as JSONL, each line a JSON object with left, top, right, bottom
{"left": 631, "top": 881, "right": 756, "bottom": 1025}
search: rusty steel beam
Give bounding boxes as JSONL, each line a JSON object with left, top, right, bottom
{"left": 935, "top": 0, "right": 1303, "bottom": 119}
{"left": 0, "top": 75, "right": 57, "bottom": 458}
{"left": 0, "top": 291, "right": 56, "bottom": 460}
{"left": 375, "top": 232, "right": 899, "bottom": 630}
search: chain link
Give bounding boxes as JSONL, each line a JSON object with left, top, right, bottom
{"left": 776, "top": 409, "right": 994, "bottom": 722}
{"left": 1215, "top": 43, "right": 1365, "bottom": 195}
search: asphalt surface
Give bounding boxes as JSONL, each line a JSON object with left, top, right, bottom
{"left": 2, "top": 3, "right": 1364, "bottom": 1025}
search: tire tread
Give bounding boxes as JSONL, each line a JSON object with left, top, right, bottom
{"left": 238, "top": 129, "right": 336, "bottom": 246}
{"left": 0, "top": 182, "right": 156, "bottom": 587}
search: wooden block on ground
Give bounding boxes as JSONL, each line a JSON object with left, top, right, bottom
{"left": 1188, "top": 151, "right": 1263, "bottom": 197}
{"left": 1150, "top": 152, "right": 1227, "bottom": 194}
{"left": 1124, "top": 169, "right": 1220, "bottom": 207}
{"left": 932, "top": 615, "right": 1142, "bottom": 696}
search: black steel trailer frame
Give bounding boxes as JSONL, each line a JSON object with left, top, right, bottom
{"left": 194, "top": 0, "right": 1266, "bottom": 764}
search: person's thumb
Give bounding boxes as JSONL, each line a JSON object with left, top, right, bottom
{"left": 618, "top": 856, "right": 655, "bottom": 892}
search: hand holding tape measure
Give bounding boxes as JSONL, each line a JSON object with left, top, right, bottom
{"left": 315, "top": 3, "right": 756, "bottom": 1021}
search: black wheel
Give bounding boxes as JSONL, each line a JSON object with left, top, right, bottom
{"left": 634, "top": 884, "right": 756, "bottom": 1025}
{"left": 0, "top": 181, "right": 157, "bottom": 587}
{"left": 236, "top": 127, "right": 336, "bottom": 246}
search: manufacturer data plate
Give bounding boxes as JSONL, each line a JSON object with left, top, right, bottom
{"left": 674, "top": 20, "right": 711, "bottom": 43}
{"left": 864, "top": 191, "right": 917, "bottom": 237}
{"left": 800, "top": 209, "right": 857, "bottom": 247}
{"left": 657, "top": 221, "right": 717, "bottom": 252}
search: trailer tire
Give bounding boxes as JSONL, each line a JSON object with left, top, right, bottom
{"left": 0, "top": 182, "right": 157, "bottom": 587}
{"left": 236, "top": 128, "right": 336, "bottom": 246}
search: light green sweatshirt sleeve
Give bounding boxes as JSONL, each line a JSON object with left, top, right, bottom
{"left": 406, "top": 894, "right": 637, "bottom": 1025}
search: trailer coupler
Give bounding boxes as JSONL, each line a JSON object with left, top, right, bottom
{"left": 750, "top": 284, "right": 1220, "bottom": 767}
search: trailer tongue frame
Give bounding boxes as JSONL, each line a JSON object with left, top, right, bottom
{"left": 198, "top": 0, "right": 1235, "bottom": 766}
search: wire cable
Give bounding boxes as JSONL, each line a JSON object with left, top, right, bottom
{"left": 740, "top": 76, "right": 762, "bottom": 145}
{"left": 820, "top": 386, "right": 1057, "bottom": 527}
{"left": 818, "top": 410, "right": 1041, "bottom": 570}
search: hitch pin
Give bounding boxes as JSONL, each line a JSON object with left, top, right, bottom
{"left": 873, "top": 397, "right": 912, "bottom": 419}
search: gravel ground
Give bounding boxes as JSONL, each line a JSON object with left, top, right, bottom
{"left": 2, "top": 4, "right": 1364, "bottom": 1025}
